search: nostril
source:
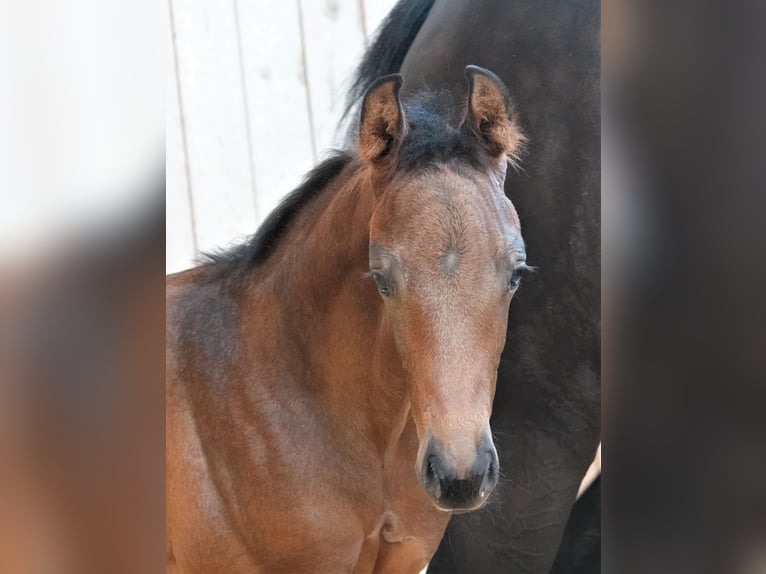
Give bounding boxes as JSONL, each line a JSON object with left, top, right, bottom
{"left": 487, "top": 460, "right": 494, "bottom": 476}
{"left": 426, "top": 456, "right": 436, "bottom": 479}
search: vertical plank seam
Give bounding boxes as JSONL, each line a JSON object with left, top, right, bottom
{"left": 168, "top": 0, "right": 199, "bottom": 258}
{"left": 296, "top": 0, "right": 318, "bottom": 163}
{"left": 232, "top": 0, "right": 260, "bottom": 224}
{"left": 357, "top": 0, "right": 369, "bottom": 43}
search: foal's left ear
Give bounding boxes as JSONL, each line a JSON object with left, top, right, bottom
{"left": 358, "top": 74, "right": 406, "bottom": 168}
{"left": 462, "top": 65, "right": 526, "bottom": 166}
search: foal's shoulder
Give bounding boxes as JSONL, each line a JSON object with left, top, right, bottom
{"left": 166, "top": 267, "right": 240, "bottom": 376}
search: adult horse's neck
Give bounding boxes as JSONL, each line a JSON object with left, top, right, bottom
{"left": 241, "top": 161, "right": 409, "bottom": 452}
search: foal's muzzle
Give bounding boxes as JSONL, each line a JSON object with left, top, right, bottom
{"left": 420, "top": 435, "right": 499, "bottom": 512}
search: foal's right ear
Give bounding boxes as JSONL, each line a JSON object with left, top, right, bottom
{"left": 358, "top": 75, "right": 406, "bottom": 168}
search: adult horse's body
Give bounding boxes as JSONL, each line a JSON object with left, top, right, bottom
{"left": 167, "top": 69, "right": 530, "bottom": 573}
{"left": 344, "top": 1, "right": 600, "bottom": 572}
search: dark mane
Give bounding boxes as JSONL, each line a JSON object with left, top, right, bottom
{"left": 396, "top": 90, "right": 490, "bottom": 174}
{"left": 202, "top": 151, "right": 351, "bottom": 275}
{"left": 343, "top": 0, "right": 436, "bottom": 119}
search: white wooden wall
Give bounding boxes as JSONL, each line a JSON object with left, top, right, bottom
{"left": 167, "top": 0, "right": 398, "bottom": 273}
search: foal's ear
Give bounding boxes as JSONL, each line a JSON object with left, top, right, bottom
{"left": 358, "top": 74, "right": 406, "bottom": 167}
{"left": 462, "top": 65, "right": 525, "bottom": 166}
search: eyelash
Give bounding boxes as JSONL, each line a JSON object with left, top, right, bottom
{"left": 508, "top": 262, "right": 534, "bottom": 290}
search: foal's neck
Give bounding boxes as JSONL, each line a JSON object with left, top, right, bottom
{"left": 250, "top": 164, "right": 409, "bottom": 446}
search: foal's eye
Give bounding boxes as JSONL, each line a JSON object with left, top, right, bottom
{"left": 371, "top": 270, "right": 392, "bottom": 296}
{"left": 508, "top": 267, "right": 525, "bottom": 290}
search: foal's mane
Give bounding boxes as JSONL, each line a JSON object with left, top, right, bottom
{"left": 202, "top": 151, "right": 352, "bottom": 277}
{"left": 203, "top": 91, "right": 494, "bottom": 281}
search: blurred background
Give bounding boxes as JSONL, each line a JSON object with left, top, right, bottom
{"left": 167, "top": 0, "right": 397, "bottom": 273}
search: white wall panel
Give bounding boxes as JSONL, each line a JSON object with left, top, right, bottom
{"left": 298, "top": 0, "right": 366, "bottom": 152}
{"left": 171, "top": 0, "right": 257, "bottom": 259}
{"left": 166, "top": 0, "right": 196, "bottom": 273}
{"left": 237, "top": 0, "right": 316, "bottom": 221}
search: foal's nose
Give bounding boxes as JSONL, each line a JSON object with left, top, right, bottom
{"left": 420, "top": 435, "right": 499, "bottom": 511}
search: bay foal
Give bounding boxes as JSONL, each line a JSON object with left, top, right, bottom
{"left": 167, "top": 67, "right": 528, "bottom": 573}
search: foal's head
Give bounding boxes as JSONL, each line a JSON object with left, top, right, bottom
{"left": 358, "top": 67, "right": 528, "bottom": 512}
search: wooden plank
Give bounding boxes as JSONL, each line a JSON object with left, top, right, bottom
{"left": 236, "top": 0, "right": 316, "bottom": 221}
{"left": 166, "top": 0, "right": 196, "bottom": 273}
{"left": 362, "top": 0, "right": 398, "bottom": 39}
{"left": 171, "top": 0, "right": 257, "bottom": 255}
{"left": 298, "top": 0, "right": 366, "bottom": 153}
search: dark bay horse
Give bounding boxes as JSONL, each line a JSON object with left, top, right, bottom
{"left": 167, "top": 67, "right": 530, "bottom": 573}
{"left": 342, "top": 1, "right": 601, "bottom": 572}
